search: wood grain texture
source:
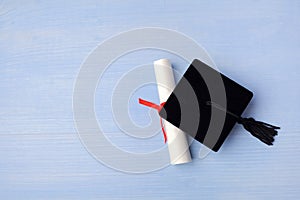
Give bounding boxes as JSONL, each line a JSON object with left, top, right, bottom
{"left": 0, "top": 0, "right": 299, "bottom": 199}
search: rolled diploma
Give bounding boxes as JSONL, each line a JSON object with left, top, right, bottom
{"left": 154, "top": 59, "right": 192, "bottom": 165}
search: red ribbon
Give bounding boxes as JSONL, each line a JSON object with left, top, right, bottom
{"left": 138, "top": 98, "right": 167, "bottom": 143}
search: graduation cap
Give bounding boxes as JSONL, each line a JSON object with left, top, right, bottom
{"left": 139, "top": 59, "right": 280, "bottom": 152}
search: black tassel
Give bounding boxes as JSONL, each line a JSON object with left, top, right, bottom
{"left": 237, "top": 117, "right": 280, "bottom": 145}
{"left": 206, "top": 101, "right": 280, "bottom": 145}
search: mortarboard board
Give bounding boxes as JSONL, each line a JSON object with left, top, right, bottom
{"left": 156, "top": 59, "right": 280, "bottom": 152}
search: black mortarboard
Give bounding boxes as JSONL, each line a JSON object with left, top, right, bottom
{"left": 158, "top": 59, "right": 280, "bottom": 152}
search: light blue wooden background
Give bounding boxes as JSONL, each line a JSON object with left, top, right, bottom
{"left": 1, "top": 0, "right": 299, "bottom": 199}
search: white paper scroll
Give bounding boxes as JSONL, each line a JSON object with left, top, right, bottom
{"left": 153, "top": 59, "right": 192, "bottom": 165}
